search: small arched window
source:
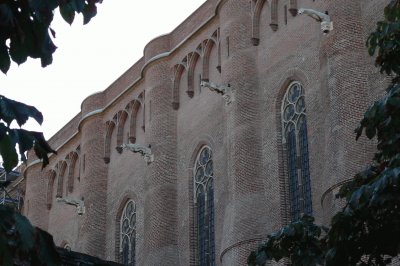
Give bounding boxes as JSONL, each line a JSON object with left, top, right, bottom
{"left": 120, "top": 200, "right": 136, "bottom": 266}
{"left": 194, "top": 146, "right": 215, "bottom": 266}
{"left": 282, "top": 82, "right": 313, "bottom": 221}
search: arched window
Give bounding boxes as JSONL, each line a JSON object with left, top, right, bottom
{"left": 282, "top": 82, "right": 313, "bottom": 221}
{"left": 120, "top": 200, "right": 136, "bottom": 266}
{"left": 194, "top": 146, "right": 215, "bottom": 266}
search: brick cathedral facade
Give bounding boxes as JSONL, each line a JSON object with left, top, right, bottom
{"left": 20, "top": 0, "right": 389, "bottom": 265}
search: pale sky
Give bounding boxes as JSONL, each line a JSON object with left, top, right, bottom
{"left": 0, "top": 0, "right": 206, "bottom": 139}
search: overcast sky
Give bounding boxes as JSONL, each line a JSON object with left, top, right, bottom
{"left": 0, "top": 0, "right": 206, "bottom": 139}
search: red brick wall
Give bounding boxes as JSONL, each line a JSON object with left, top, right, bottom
{"left": 24, "top": 0, "right": 390, "bottom": 264}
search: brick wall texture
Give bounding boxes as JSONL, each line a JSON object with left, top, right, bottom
{"left": 22, "top": 0, "right": 391, "bottom": 265}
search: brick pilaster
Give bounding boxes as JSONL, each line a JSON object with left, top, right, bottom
{"left": 219, "top": 0, "right": 268, "bottom": 264}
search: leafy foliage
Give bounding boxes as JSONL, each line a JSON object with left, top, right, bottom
{"left": 248, "top": 216, "right": 327, "bottom": 266}
{"left": 0, "top": 95, "right": 58, "bottom": 262}
{"left": 367, "top": 0, "right": 400, "bottom": 76}
{"left": 0, "top": 0, "right": 103, "bottom": 265}
{"left": 249, "top": 1, "right": 400, "bottom": 265}
{"left": 0, "top": 95, "right": 56, "bottom": 172}
{"left": 0, "top": 204, "right": 60, "bottom": 265}
{"left": 0, "top": 0, "right": 103, "bottom": 73}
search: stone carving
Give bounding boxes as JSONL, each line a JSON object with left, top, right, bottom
{"left": 120, "top": 143, "right": 154, "bottom": 164}
{"left": 298, "top": 8, "right": 333, "bottom": 34}
{"left": 200, "top": 81, "right": 233, "bottom": 105}
{"left": 56, "top": 197, "right": 85, "bottom": 215}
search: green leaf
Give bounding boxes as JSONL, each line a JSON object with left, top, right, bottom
{"left": 59, "top": 2, "right": 75, "bottom": 24}
{"left": 50, "top": 27, "right": 56, "bottom": 38}
{"left": 0, "top": 4, "right": 14, "bottom": 26}
{"left": 40, "top": 33, "right": 57, "bottom": 67}
{"left": 31, "top": 131, "right": 57, "bottom": 169}
{"left": 0, "top": 95, "right": 43, "bottom": 126}
{"left": 0, "top": 123, "right": 7, "bottom": 140}
{"left": 0, "top": 43, "right": 10, "bottom": 74}
{"left": 0, "top": 134, "right": 18, "bottom": 172}
{"left": 14, "top": 212, "right": 35, "bottom": 251}
{"left": 83, "top": 1, "right": 97, "bottom": 25}
{"left": 9, "top": 34, "right": 28, "bottom": 65}
{"left": 10, "top": 128, "right": 34, "bottom": 162}
{"left": 10, "top": 129, "right": 56, "bottom": 166}
{"left": 365, "top": 125, "right": 376, "bottom": 139}
{"left": 71, "top": 0, "right": 85, "bottom": 13}
{"left": 36, "top": 228, "right": 61, "bottom": 266}
{"left": 29, "top": 0, "right": 59, "bottom": 12}
{"left": 0, "top": 235, "right": 13, "bottom": 266}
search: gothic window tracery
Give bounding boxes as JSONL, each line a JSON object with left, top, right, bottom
{"left": 282, "top": 82, "right": 313, "bottom": 221}
{"left": 194, "top": 146, "right": 215, "bottom": 266}
{"left": 120, "top": 200, "right": 136, "bottom": 266}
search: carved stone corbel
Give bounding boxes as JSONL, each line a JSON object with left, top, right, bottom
{"left": 200, "top": 81, "right": 234, "bottom": 105}
{"left": 119, "top": 143, "right": 154, "bottom": 164}
{"left": 56, "top": 197, "right": 85, "bottom": 215}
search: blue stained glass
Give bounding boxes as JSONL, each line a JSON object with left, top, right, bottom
{"left": 129, "top": 213, "right": 136, "bottom": 228}
{"left": 207, "top": 182, "right": 216, "bottom": 266}
{"left": 205, "top": 161, "right": 213, "bottom": 176}
{"left": 195, "top": 146, "right": 215, "bottom": 266}
{"left": 122, "top": 237, "right": 129, "bottom": 265}
{"left": 200, "top": 148, "right": 210, "bottom": 165}
{"left": 196, "top": 167, "right": 205, "bottom": 182}
{"left": 288, "top": 84, "right": 301, "bottom": 103}
{"left": 287, "top": 128, "right": 300, "bottom": 221}
{"left": 296, "top": 97, "right": 306, "bottom": 113}
{"left": 283, "top": 83, "right": 313, "bottom": 222}
{"left": 284, "top": 105, "right": 295, "bottom": 121}
{"left": 299, "top": 119, "right": 313, "bottom": 216}
{"left": 126, "top": 202, "right": 134, "bottom": 215}
{"left": 123, "top": 219, "right": 129, "bottom": 232}
{"left": 197, "top": 188, "right": 206, "bottom": 266}
{"left": 120, "top": 200, "right": 136, "bottom": 266}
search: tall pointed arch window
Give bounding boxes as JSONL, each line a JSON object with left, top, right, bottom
{"left": 282, "top": 82, "right": 313, "bottom": 221}
{"left": 194, "top": 146, "right": 215, "bottom": 266}
{"left": 120, "top": 200, "right": 136, "bottom": 266}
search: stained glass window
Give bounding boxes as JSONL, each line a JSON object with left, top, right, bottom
{"left": 120, "top": 200, "right": 136, "bottom": 266}
{"left": 282, "top": 82, "right": 313, "bottom": 221}
{"left": 194, "top": 146, "right": 215, "bottom": 266}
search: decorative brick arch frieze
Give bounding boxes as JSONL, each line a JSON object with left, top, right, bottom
{"left": 138, "top": 91, "right": 145, "bottom": 131}
{"left": 251, "top": 0, "right": 301, "bottom": 45}
{"left": 115, "top": 110, "right": 128, "bottom": 153}
{"left": 46, "top": 169, "right": 57, "bottom": 210}
{"left": 126, "top": 99, "right": 142, "bottom": 144}
{"left": 274, "top": 69, "right": 309, "bottom": 226}
{"left": 187, "top": 52, "right": 201, "bottom": 98}
{"left": 66, "top": 150, "right": 79, "bottom": 194}
{"left": 104, "top": 120, "right": 116, "bottom": 164}
{"left": 114, "top": 191, "right": 138, "bottom": 264}
{"left": 105, "top": 100, "right": 145, "bottom": 159}
{"left": 211, "top": 29, "right": 221, "bottom": 72}
{"left": 172, "top": 63, "right": 186, "bottom": 110}
{"left": 56, "top": 161, "right": 67, "bottom": 198}
{"left": 289, "top": 0, "right": 298, "bottom": 16}
{"left": 251, "top": 0, "right": 266, "bottom": 45}
{"left": 270, "top": 0, "right": 278, "bottom": 31}
{"left": 202, "top": 38, "right": 217, "bottom": 83}
{"left": 217, "top": 41, "right": 222, "bottom": 73}
{"left": 171, "top": 29, "right": 220, "bottom": 111}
